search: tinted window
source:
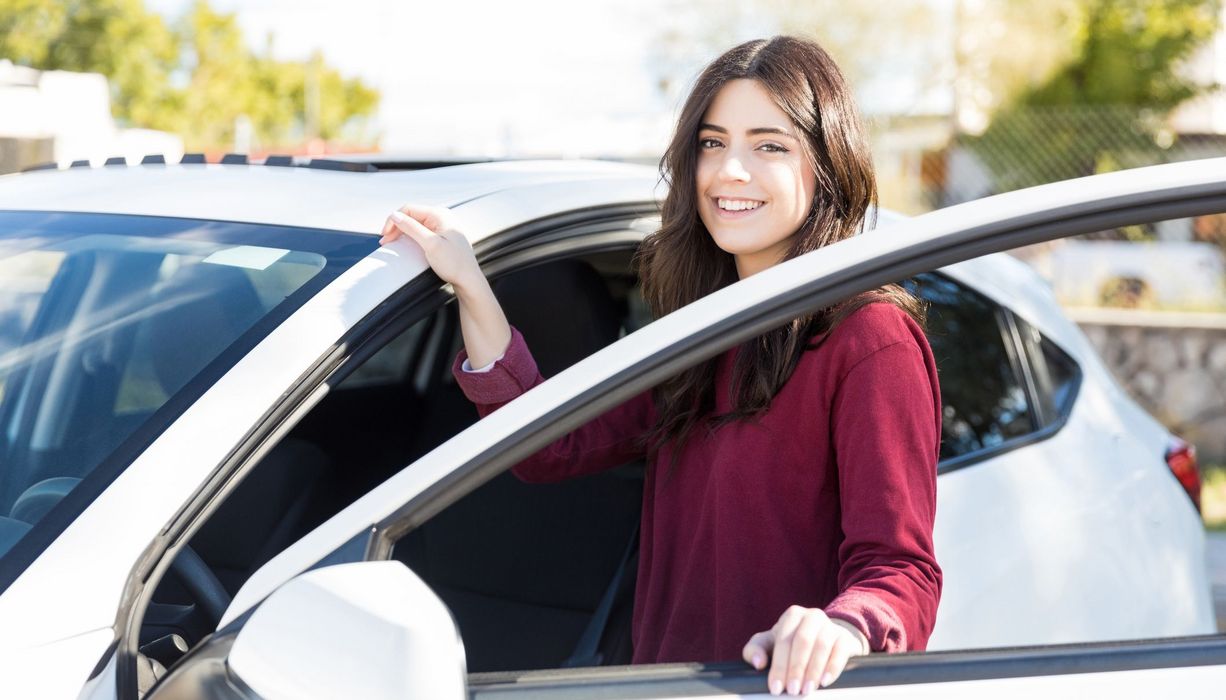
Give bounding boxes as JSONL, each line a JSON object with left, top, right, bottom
{"left": 904, "top": 273, "right": 1034, "bottom": 461}
{"left": 1016, "top": 318, "right": 1081, "bottom": 425}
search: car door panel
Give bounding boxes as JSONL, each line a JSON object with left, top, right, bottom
{"left": 223, "top": 159, "right": 1226, "bottom": 694}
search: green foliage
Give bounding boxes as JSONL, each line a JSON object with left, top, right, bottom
{"left": 0, "top": 0, "right": 380, "bottom": 150}
{"left": 1024, "top": 0, "right": 1221, "bottom": 109}
{"left": 965, "top": 0, "right": 1221, "bottom": 199}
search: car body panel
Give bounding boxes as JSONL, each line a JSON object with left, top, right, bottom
{"left": 929, "top": 373, "right": 1212, "bottom": 648}
{"left": 0, "top": 160, "right": 659, "bottom": 235}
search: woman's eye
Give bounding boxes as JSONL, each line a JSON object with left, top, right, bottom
{"left": 759, "top": 142, "right": 788, "bottom": 153}
{"left": 698, "top": 138, "right": 721, "bottom": 149}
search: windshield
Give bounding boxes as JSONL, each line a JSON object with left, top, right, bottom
{"left": 0, "top": 211, "right": 375, "bottom": 582}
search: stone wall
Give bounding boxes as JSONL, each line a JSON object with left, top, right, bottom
{"left": 1071, "top": 308, "right": 1226, "bottom": 464}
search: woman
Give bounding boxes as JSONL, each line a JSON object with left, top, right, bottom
{"left": 379, "top": 35, "right": 942, "bottom": 697}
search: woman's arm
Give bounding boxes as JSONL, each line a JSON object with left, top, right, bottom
{"left": 381, "top": 205, "right": 510, "bottom": 367}
{"left": 382, "top": 204, "right": 656, "bottom": 481}
{"left": 823, "top": 337, "right": 943, "bottom": 652}
{"left": 451, "top": 325, "right": 657, "bottom": 482}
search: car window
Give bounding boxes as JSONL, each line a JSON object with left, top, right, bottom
{"left": 166, "top": 232, "right": 648, "bottom": 644}
{"left": 0, "top": 249, "right": 64, "bottom": 404}
{"left": 0, "top": 211, "right": 374, "bottom": 575}
{"left": 904, "top": 273, "right": 1035, "bottom": 461}
{"left": 1014, "top": 316, "right": 1081, "bottom": 426}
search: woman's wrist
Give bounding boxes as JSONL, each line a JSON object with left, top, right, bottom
{"left": 828, "top": 618, "right": 870, "bottom": 655}
{"left": 452, "top": 267, "right": 492, "bottom": 303}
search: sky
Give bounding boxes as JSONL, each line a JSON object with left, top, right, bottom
{"left": 145, "top": 0, "right": 685, "bottom": 157}
{"left": 142, "top": 0, "right": 962, "bottom": 158}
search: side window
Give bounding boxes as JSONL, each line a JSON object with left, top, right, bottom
{"left": 165, "top": 236, "right": 648, "bottom": 650}
{"left": 1015, "top": 317, "right": 1081, "bottom": 426}
{"left": 904, "top": 273, "right": 1035, "bottom": 462}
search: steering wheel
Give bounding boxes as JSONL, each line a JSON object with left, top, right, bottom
{"left": 169, "top": 545, "right": 232, "bottom": 627}
{"left": 9, "top": 477, "right": 232, "bottom": 640}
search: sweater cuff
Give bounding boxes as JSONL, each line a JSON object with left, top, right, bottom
{"left": 451, "top": 326, "right": 541, "bottom": 404}
{"left": 824, "top": 590, "right": 905, "bottom": 653}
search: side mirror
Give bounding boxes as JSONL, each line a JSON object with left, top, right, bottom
{"left": 149, "top": 560, "right": 466, "bottom": 699}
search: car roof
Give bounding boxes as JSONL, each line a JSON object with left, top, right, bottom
{"left": 0, "top": 159, "right": 662, "bottom": 236}
{"left": 0, "top": 159, "right": 1081, "bottom": 352}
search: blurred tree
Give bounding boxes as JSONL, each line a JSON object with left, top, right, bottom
{"left": 0, "top": 0, "right": 180, "bottom": 128}
{"left": 966, "top": 0, "right": 1222, "bottom": 195}
{"left": 0, "top": 0, "right": 380, "bottom": 151}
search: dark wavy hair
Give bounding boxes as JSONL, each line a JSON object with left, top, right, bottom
{"left": 634, "top": 35, "right": 924, "bottom": 461}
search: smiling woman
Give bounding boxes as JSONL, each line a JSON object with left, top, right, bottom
{"left": 695, "top": 79, "right": 818, "bottom": 278}
{"left": 380, "top": 35, "right": 941, "bottom": 697}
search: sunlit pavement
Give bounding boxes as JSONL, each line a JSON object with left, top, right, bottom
{"left": 1208, "top": 532, "right": 1226, "bottom": 632}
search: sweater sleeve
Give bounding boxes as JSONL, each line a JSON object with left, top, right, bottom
{"left": 822, "top": 338, "right": 943, "bottom": 653}
{"left": 452, "top": 325, "right": 656, "bottom": 482}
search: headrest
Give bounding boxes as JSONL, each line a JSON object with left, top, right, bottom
{"left": 493, "top": 259, "right": 622, "bottom": 378}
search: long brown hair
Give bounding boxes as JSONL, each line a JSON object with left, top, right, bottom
{"left": 634, "top": 35, "right": 924, "bottom": 461}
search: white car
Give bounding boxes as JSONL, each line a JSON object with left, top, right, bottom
{"left": 0, "top": 155, "right": 1219, "bottom": 699}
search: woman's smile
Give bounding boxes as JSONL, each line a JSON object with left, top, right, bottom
{"left": 712, "top": 196, "right": 768, "bottom": 219}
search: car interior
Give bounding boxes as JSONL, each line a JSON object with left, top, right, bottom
{"left": 146, "top": 247, "right": 653, "bottom": 671}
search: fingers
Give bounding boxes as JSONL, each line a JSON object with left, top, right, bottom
{"left": 766, "top": 606, "right": 805, "bottom": 696}
{"left": 397, "top": 203, "right": 446, "bottom": 232}
{"left": 378, "top": 204, "right": 448, "bottom": 246}
{"left": 786, "top": 612, "right": 834, "bottom": 695}
{"left": 758, "top": 607, "right": 864, "bottom": 696}
{"left": 742, "top": 631, "right": 773, "bottom": 671}
{"left": 381, "top": 211, "right": 435, "bottom": 247}
{"left": 811, "top": 633, "right": 859, "bottom": 691}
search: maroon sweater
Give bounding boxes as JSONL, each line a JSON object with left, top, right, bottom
{"left": 452, "top": 302, "right": 942, "bottom": 663}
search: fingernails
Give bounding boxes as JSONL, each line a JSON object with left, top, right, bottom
{"left": 802, "top": 680, "right": 816, "bottom": 695}
{"left": 769, "top": 679, "right": 783, "bottom": 696}
{"left": 787, "top": 679, "right": 800, "bottom": 695}
{"left": 820, "top": 672, "right": 834, "bottom": 688}
{"left": 752, "top": 653, "right": 765, "bottom": 669}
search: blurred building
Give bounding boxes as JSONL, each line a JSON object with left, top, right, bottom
{"left": 1170, "top": 4, "right": 1226, "bottom": 137}
{"left": 0, "top": 60, "right": 183, "bottom": 175}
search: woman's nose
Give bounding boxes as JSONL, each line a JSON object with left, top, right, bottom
{"left": 718, "top": 154, "right": 751, "bottom": 182}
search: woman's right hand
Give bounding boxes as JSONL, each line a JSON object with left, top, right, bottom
{"left": 380, "top": 204, "right": 482, "bottom": 291}
{"left": 381, "top": 203, "right": 512, "bottom": 368}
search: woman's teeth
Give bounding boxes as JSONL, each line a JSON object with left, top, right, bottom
{"left": 717, "top": 198, "right": 763, "bottom": 211}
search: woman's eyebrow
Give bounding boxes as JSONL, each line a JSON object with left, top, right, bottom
{"left": 698, "top": 123, "right": 799, "bottom": 140}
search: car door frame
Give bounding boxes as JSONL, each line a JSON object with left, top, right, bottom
{"left": 155, "top": 158, "right": 1226, "bottom": 697}
{"left": 103, "top": 202, "right": 660, "bottom": 700}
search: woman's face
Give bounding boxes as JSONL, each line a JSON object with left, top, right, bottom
{"left": 695, "top": 78, "right": 818, "bottom": 278}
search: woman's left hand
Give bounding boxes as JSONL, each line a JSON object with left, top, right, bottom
{"left": 742, "top": 605, "right": 869, "bottom": 696}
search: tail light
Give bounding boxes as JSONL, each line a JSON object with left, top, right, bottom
{"left": 1165, "top": 437, "right": 1201, "bottom": 513}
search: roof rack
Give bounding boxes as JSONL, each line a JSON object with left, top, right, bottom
{"left": 16, "top": 152, "right": 500, "bottom": 174}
